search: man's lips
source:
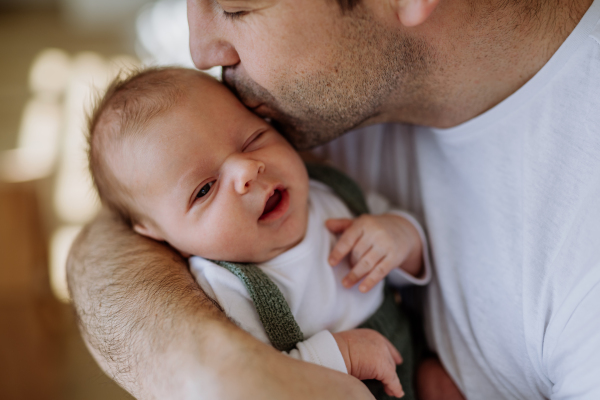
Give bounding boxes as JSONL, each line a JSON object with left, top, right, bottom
{"left": 259, "top": 186, "right": 289, "bottom": 222}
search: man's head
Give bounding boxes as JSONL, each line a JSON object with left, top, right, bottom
{"left": 89, "top": 67, "right": 310, "bottom": 262}
{"left": 188, "top": 0, "right": 580, "bottom": 149}
{"left": 189, "top": 0, "right": 441, "bottom": 149}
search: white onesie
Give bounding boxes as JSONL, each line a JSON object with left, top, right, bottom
{"left": 189, "top": 180, "right": 431, "bottom": 373}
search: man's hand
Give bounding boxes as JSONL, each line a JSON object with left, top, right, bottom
{"left": 326, "top": 214, "right": 423, "bottom": 292}
{"left": 333, "top": 329, "right": 404, "bottom": 398}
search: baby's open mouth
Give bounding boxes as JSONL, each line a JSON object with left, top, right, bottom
{"left": 259, "top": 187, "right": 290, "bottom": 222}
{"left": 261, "top": 189, "right": 283, "bottom": 217}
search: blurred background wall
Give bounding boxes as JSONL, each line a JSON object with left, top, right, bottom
{"left": 0, "top": 0, "right": 211, "bottom": 398}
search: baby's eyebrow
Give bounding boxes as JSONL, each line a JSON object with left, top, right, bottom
{"left": 177, "top": 167, "right": 205, "bottom": 199}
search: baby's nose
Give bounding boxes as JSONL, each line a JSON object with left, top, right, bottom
{"left": 231, "top": 158, "right": 265, "bottom": 194}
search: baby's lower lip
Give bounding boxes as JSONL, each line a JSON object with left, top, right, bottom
{"left": 259, "top": 188, "right": 289, "bottom": 222}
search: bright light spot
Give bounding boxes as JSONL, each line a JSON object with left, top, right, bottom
{"left": 28, "top": 48, "right": 71, "bottom": 98}
{"left": 0, "top": 48, "right": 70, "bottom": 182}
{"left": 1, "top": 99, "right": 62, "bottom": 182}
{"left": 0, "top": 148, "right": 55, "bottom": 182}
{"left": 17, "top": 98, "right": 62, "bottom": 150}
{"left": 50, "top": 225, "right": 83, "bottom": 303}
{"left": 135, "top": 0, "right": 222, "bottom": 79}
{"left": 54, "top": 154, "right": 101, "bottom": 224}
{"left": 53, "top": 52, "right": 115, "bottom": 224}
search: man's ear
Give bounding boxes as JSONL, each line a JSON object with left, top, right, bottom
{"left": 390, "top": 0, "right": 440, "bottom": 27}
{"left": 133, "top": 222, "right": 165, "bottom": 242}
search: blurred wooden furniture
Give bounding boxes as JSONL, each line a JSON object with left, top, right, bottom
{"left": 0, "top": 181, "right": 62, "bottom": 400}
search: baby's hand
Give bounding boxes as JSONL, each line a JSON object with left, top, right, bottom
{"left": 333, "top": 329, "right": 404, "bottom": 398}
{"left": 327, "top": 214, "right": 423, "bottom": 292}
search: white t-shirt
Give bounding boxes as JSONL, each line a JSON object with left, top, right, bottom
{"left": 189, "top": 180, "right": 431, "bottom": 374}
{"left": 313, "top": 2, "right": 600, "bottom": 398}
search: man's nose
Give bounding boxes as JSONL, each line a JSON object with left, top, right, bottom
{"left": 226, "top": 157, "right": 266, "bottom": 195}
{"left": 187, "top": 0, "right": 241, "bottom": 70}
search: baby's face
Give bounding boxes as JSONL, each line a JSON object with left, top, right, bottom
{"left": 121, "top": 77, "right": 310, "bottom": 262}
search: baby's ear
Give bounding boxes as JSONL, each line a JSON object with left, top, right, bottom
{"left": 133, "top": 222, "right": 165, "bottom": 242}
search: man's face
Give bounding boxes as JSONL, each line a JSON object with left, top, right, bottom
{"left": 117, "top": 76, "right": 310, "bottom": 263}
{"left": 188, "top": 0, "right": 432, "bottom": 149}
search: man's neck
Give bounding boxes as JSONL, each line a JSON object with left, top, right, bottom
{"left": 381, "top": 0, "right": 594, "bottom": 129}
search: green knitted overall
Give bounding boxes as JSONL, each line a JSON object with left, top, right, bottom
{"left": 211, "top": 162, "right": 415, "bottom": 400}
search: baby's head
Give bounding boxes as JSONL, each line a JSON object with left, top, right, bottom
{"left": 88, "top": 67, "right": 309, "bottom": 262}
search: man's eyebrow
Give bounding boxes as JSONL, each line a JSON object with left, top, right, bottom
{"left": 219, "top": 0, "right": 267, "bottom": 6}
{"left": 219, "top": 0, "right": 252, "bottom": 4}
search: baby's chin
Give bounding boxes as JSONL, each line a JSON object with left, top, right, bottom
{"left": 180, "top": 233, "right": 306, "bottom": 264}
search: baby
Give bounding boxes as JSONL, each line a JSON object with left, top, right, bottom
{"left": 88, "top": 67, "right": 430, "bottom": 399}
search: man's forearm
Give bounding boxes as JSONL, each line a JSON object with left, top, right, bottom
{"left": 67, "top": 209, "right": 373, "bottom": 399}
{"left": 67, "top": 209, "right": 229, "bottom": 396}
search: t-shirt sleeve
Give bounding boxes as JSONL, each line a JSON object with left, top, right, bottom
{"left": 546, "top": 278, "right": 600, "bottom": 399}
{"left": 366, "top": 191, "right": 432, "bottom": 287}
{"left": 286, "top": 330, "right": 348, "bottom": 374}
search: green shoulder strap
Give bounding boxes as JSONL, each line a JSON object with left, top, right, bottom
{"left": 210, "top": 163, "right": 368, "bottom": 352}
{"left": 210, "top": 260, "right": 304, "bottom": 352}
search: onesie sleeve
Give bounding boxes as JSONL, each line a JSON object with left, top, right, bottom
{"left": 366, "top": 191, "right": 432, "bottom": 287}
{"left": 545, "top": 276, "right": 600, "bottom": 399}
{"left": 285, "top": 330, "right": 348, "bottom": 374}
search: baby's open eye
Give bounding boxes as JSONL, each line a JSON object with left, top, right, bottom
{"left": 196, "top": 181, "right": 214, "bottom": 199}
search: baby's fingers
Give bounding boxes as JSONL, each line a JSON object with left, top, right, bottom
{"left": 358, "top": 257, "right": 394, "bottom": 293}
{"left": 385, "top": 337, "right": 403, "bottom": 366}
{"left": 381, "top": 363, "right": 404, "bottom": 398}
{"left": 325, "top": 218, "right": 353, "bottom": 234}
{"left": 328, "top": 223, "right": 362, "bottom": 266}
{"left": 384, "top": 379, "right": 405, "bottom": 399}
{"left": 342, "top": 248, "right": 384, "bottom": 289}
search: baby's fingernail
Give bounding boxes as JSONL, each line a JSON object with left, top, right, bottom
{"left": 359, "top": 284, "right": 367, "bottom": 292}
{"left": 329, "top": 257, "right": 336, "bottom": 265}
{"left": 342, "top": 278, "right": 351, "bottom": 287}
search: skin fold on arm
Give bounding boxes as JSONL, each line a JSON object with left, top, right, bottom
{"left": 67, "top": 208, "right": 375, "bottom": 400}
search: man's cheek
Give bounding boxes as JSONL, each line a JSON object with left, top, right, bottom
{"left": 241, "top": 50, "right": 288, "bottom": 91}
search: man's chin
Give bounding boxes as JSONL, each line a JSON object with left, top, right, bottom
{"left": 269, "top": 117, "right": 346, "bottom": 151}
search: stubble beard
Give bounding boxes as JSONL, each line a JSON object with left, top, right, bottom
{"left": 224, "top": 10, "right": 435, "bottom": 150}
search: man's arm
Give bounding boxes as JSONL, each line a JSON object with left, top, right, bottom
{"left": 67, "top": 208, "right": 374, "bottom": 399}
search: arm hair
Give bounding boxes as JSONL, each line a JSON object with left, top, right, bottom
{"left": 67, "top": 209, "right": 227, "bottom": 396}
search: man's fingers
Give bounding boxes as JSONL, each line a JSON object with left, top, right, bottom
{"left": 328, "top": 224, "right": 362, "bottom": 266}
{"left": 325, "top": 218, "right": 353, "bottom": 234}
{"left": 358, "top": 257, "right": 394, "bottom": 293}
{"left": 342, "top": 247, "right": 384, "bottom": 288}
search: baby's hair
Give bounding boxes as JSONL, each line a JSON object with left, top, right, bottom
{"left": 87, "top": 66, "right": 212, "bottom": 226}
